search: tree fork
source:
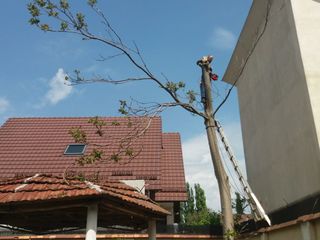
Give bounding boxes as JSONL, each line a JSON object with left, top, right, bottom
{"left": 198, "top": 56, "right": 234, "bottom": 239}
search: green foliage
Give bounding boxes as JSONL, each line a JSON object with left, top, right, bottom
{"left": 232, "top": 192, "right": 247, "bottom": 215}
{"left": 40, "top": 24, "right": 50, "bottom": 31}
{"left": 77, "top": 149, "right": 103, "bottom": 166}
{"left": 48, "top": 9, "right": 58, "bottom": 17}
{"left": 46, "top": 2, "right": 55, "bottom": 11}
{"left": 28, "top": 3, "right": 40, "bottom": 17}
{"left": 181, "top": 182, "right": 220, "bottom": 226}
{"left": 87, "top": 0, "right": 97, "bottom": 7}
{"left": 74, "top": 172, "right": 86, "bottom": 181}
{"left": 186, "top": 90, "right": 196, "bottom": 104}
{"left": 29, "top": 17, "right": 40, "bottom": 25}
{"left": 125, "top": 148, "right": 134, "bottom": 157}
{"left": 69, "top": 127, "right": 87, "bottom": 143}
{"left": 60, "top": 21, "right": 68, "bottom": 31}
{"left": 186, "top": 182, "right": 195, "bottom": 214}
{"left": 88, "top": 116, "right": 106, "bottom": 136}
{"left": 35, "top": 0, "right": 46, "bottom": 7}
{"left": 165, "top": 81, "right": 185, "bottom": 96}
{"left": 118, "top": 100, "right": 128, "bottom": 115}
{"left": 185, "top": 208, "right": 220, "bottom": 226}
{"left": 195, "top": 183, "right": 207, "bottom": 212}
{"left": 88, "top": 116, "right": 106, "bottom": 127}
{"left": 110, "top": 153, "right": 121, "bottom": 162}
{"left": 59, "top": 0, "right": 69, "bottom": 10}
{"left": 225, "top": 229, "right": 237, "bottom": 239}
{"left": 75, "top": 12, "right": 86, "bottom": 30}
{"left": 111, "top": 121, "right": 120, "bottom": 126}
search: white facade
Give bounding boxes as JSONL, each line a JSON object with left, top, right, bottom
{"left": 223, "top": 0, "right": 320, "bottom": 214}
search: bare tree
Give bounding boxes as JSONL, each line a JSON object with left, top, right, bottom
{"left": 27, "top": 0, "right": 235, "bottom": 238}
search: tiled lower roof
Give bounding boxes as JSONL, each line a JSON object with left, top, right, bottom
{"left": 0, "top": 174, "right": 169, "bottom": 216}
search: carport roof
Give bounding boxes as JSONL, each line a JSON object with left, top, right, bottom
{"left": 0, "top": 174, "right": 169, "bottom": 232}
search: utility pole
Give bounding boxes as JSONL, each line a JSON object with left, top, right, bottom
{"left": 197, "top": 56, "right": 234, "bottom": 239}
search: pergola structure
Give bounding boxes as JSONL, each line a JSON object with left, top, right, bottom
{"left": 0, "top": 174, "right": 170, "bottom": 240}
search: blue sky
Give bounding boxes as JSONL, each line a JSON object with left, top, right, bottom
{"left": 0, "top": 0, "right": 252, "bottom": 210}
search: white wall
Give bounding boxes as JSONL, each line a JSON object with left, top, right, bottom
{"left": 291, "top": 0, "right": 320, "bottom": 149}
{"left": 224, "top": 0, "right": 320, "bottom": 213}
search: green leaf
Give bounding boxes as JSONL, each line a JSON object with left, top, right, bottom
{"left": 125, "top": 148, "right": 134, "bottom": 157}
{"left": 87, "top": 0, "right": 97, "bottom": 7}
{"left": 118, "top": 100, "right": 128, "bottom": 115}
{"left": 178, "top": 81, "right": 186, "bottom": 88}
{"left": 29, "top": 17, "right": 40, "bottom": 25}
{"left": 68, "top": 127, "right": 87, "bottom": 143}
{"left": 40, "top": 24, "right": 50, "bottom": 31}
{"left": 60, "top": 0, "right": 69, "bottom": 9}
{"left": 48, "top": 10, "right": 58, "bottom": 17}
{"left": 76, "top": 12, "right": 86, "bottom": 29}
{"left": 35, "top": 0, "right": 46, "bottom": 7}
{"left": 111, "top": 121, "right": 120, "bottom": 126}
{"left": 111, "top": 153, "right": 121, "bottom": 162}
{"left": 46, "top": 2, "right": 55, "bottom": 10}
{"left": 27, "top": 3, "right": 40, "bottom": 17}
{"left": 60, "top": 22, "right": 68, "bottom": 31}
{"left": 186, "top": 90, "right": 196, "bottom": 104}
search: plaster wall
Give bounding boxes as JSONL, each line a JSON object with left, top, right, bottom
{"left": 290, "top": 0, "right": 320, "bottom": 149}
{"left": 159, "top": 202, "right": 174, "bottom": 225}
{"left": 232, "top": 0, "right": 320, "bottom": 213}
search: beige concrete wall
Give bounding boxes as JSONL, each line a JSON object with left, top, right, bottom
{"left": 239, "top": 217, "right": 320, "bottom": 240}
{"left": 290, "top": 0, "right": 320, "bottom": 149}
{"left": 224, "top": 0, "right": 320, "bottom": 213}
{"left": 159, "top": 202, "right": 174, "bottom": 225}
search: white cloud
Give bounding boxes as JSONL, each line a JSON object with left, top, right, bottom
{"left": 45, "top": 68, "right": 72, "bottom": 105}
{"left": 210, "top": 27, "right": 236, "bottom": 50}
{"left": 182, "top": 121, "right": 246, "bottom": 211}
{"left": 0, "top": 97, "right": 10, "bottom": 114}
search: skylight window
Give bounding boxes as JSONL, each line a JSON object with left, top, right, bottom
{"left": 64, "top": 144, "right": 86, "bottom": 155}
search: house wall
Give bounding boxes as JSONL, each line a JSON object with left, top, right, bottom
{"left": 159, "top": 202, "right": 174, "bottom": 225}
{"left": 223, "top": 0, "right": 320, "bottom": 214}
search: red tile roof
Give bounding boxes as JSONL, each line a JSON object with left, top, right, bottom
{"left": 158, "top": 133, "right": 187, "bottom": 201}
{"left": 0, "top": 174, "right": 169, "bottom": 231}
{"left": 0, "top": 117, "right": 186, "bottom": 202}
{"left": 0, "top": 174, "right": 169, "bottom": 215}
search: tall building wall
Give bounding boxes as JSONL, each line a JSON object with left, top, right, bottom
{"left": 223, "top": 0, "right": 320, "bottom": 215}
{"left": 291, "top": 0, "right": 320, "bottom": 148}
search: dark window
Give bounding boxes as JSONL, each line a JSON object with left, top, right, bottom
{"left": 64, "top": 144, "right": 86, "bottom": 155}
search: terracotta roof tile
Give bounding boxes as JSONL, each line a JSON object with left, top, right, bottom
{"left": 0, "top": 174, "right": 169, "bottom": 216}
{"left": 0, "top": 117, "right": 187, "bottom": 202}
{"left": 156, "top": 133, "right": 187, "bottom": 201}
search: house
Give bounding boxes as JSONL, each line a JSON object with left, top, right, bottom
{"left": 0, "top": 116, "right": 187, "bottom": 225}
{"left": 223, "top": 0, "right": 320, "bottom": 223}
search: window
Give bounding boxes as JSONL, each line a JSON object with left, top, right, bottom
{"left": 64, "top": 144, "right": 86, "bottom": 155}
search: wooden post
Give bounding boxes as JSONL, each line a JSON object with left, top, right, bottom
{"left": 197, "top": 56, "right": 234, "bottom": 239}
{"left": 148, "top": 219, "right": 156, "bottom": 240}
{"left": 86, "top": 204, "right": 98, "bottom": 240}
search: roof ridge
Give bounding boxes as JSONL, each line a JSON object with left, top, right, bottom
{"left": 14, "top": 173, "right": 40, "bottom": 192}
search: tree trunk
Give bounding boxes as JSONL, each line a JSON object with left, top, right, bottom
{"left": 200, "top": 61, "right": 234, "bottom": 239}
